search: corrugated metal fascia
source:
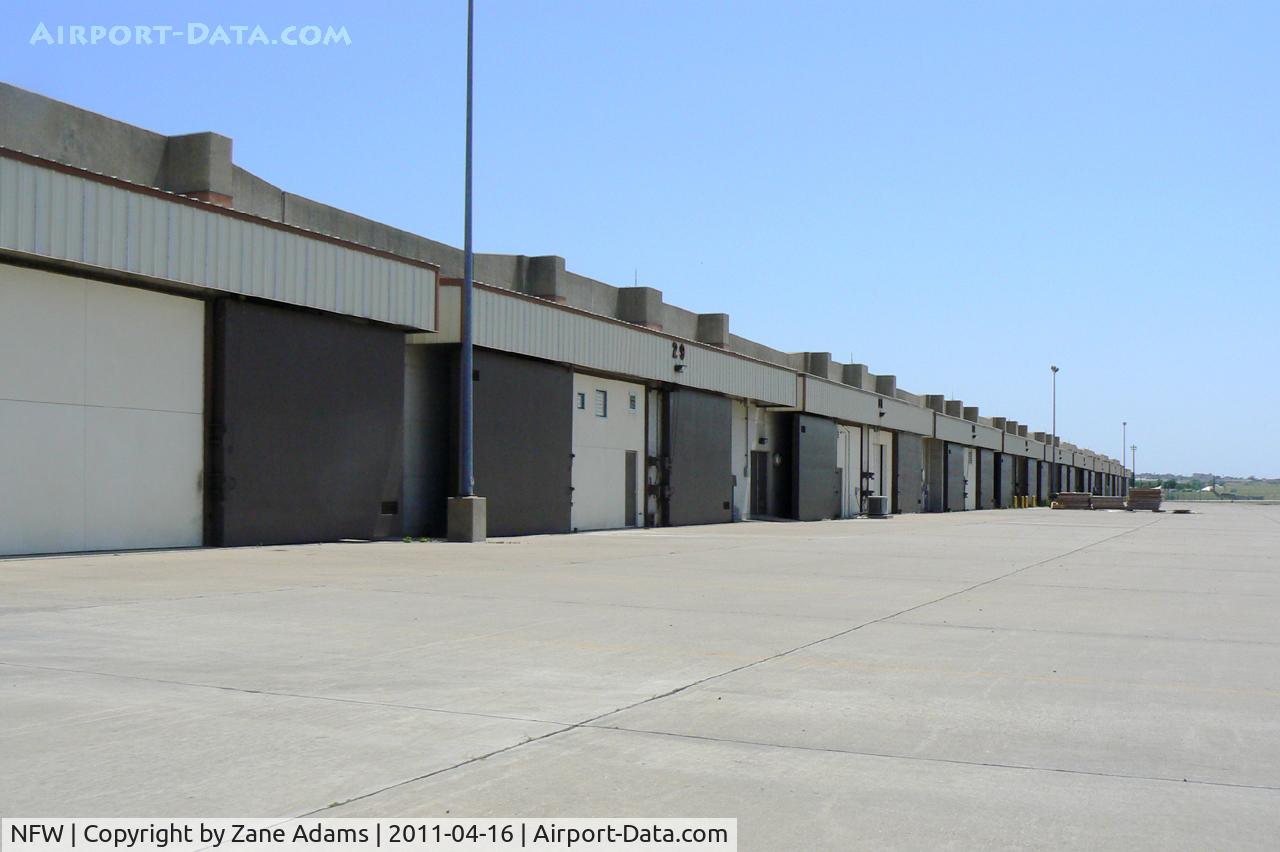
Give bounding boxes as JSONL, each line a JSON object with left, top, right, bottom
{"left": 469, "top": 286, "right": 796, "bottom": 405}
{"left": 0, "top": 152, "right": 435, "bottom": 331}
{"left": 802, "top": 377, "right": 879, "bottom": 424}
{"left": 802, "top": 376, "right": 933, "bottom": 436}
{"left": 1003, "top": 435, "right": 1046, "bottom": 459}
{"left": 934, "top": 413, "right": 1002, "bottom": 450}
{"left": 420, "top": 284, "right": 797, "bottom": 406}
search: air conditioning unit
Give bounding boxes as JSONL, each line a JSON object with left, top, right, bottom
{"left": 866, "top": 495, "right": 890, "bottom": 518}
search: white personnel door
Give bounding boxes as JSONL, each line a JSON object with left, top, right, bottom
{"left": 0, "top": 266, "right": 204, "bottom": 555}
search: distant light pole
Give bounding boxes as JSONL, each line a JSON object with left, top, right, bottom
{"left": 1122, "top": 421, "right": 1126, "bottom": 494}
{"left": 1050, "top": 366, "right": 1059, "bottom": 496}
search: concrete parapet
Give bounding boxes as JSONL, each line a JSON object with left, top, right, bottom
{"left": 843, "top": 364, "right": 871, "bottom": 389}
{"left": 696, "top": 313, "right": 730, "bottom": 348}
{"left": 804, "top": 352, "right": 832, "bottom": 377}
{"left": 527, "top": 255, "right": 568, "bottom": 302}
{"left": 875, "top": 374, "right": 897, "bottom": 396}
{"left": 163, "top": 132, "right": 234, "bottom": 205}
{"left": 617, "top": 287, "right": 664, "bottom": 329}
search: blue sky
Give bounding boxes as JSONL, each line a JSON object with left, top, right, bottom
{"left": 4, "top": 1, "right": 1277, "bottom": 476}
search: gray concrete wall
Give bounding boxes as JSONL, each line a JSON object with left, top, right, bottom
{"left": 0, "top": 82, "right": 168, "bottom": 187}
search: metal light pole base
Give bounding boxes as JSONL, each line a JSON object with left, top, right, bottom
{"left": 447, "top": 496, "right": 488, "bottom": 543}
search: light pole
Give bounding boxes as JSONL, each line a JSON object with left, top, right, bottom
{"left": 1122, "top": 421, "right": 1126, "bottom": 495}
{"left": 447, "top": 0, "right": 487, "bottom": 542}
{"left": 1050, "top": 365, "right": 1059, "bottom": 496}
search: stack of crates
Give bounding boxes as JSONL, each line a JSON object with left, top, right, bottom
{"left": 1127, "top": 488, "right": 1164, "bottom": 511}
{"left": 1053, "top": 492, "right": 1093, "bottom": 510}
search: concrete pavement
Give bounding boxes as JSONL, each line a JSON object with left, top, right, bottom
{"left": 2, "top": 504, "right": 1278, "bottom": 849}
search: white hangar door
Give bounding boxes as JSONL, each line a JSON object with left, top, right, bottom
{"left": 963, "top": 447, "right": 978, "bottom": 510}
{"left": 866, "top": 428, "right": 894, "bottom": 506}
{"left": 571, "top": 373, "right": 645, "bottom": 531}
{"left": 836, "top": 424, "right": 861, "bottom": 517}
{"left": 0, "top": 266, "right": 205, "bottom": 556}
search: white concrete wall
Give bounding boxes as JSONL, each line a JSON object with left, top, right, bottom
{"left": 571, "top": 373, "right": 645, "bottom": 531}
{"left": 0, "top": 265, "right": 204, "bottom": 555}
